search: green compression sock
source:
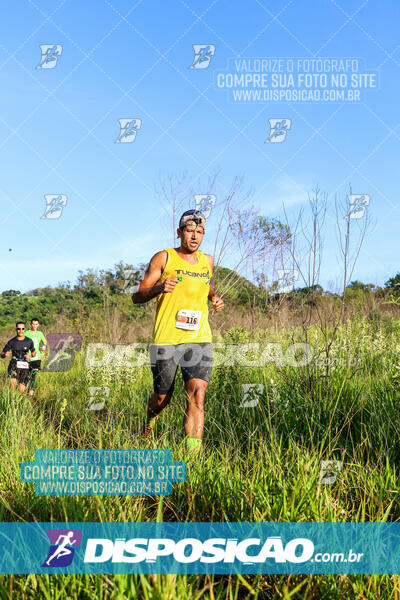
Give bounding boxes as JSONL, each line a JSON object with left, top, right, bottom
{"left": 185, "top": 437, "right": 202, "bottom": 450}
{"left": 29, "top": 369, "right": 39, "bottom": 390}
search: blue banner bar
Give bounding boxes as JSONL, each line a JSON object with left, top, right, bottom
{"left": 0, "top": 522, "right": 398, "bottom": 574}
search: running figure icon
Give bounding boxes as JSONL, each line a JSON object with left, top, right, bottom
{"left": 45, "top": 531, "right": 77, "bottom": 566}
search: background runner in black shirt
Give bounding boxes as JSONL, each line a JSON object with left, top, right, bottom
{"left": 1, "top": 322, "right": 36, "bottom": 391}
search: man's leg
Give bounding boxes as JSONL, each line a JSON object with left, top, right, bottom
{"left": 7, "top": 361, "right": 18, "bottom": 390}
{"left": 181, "top": 343, "right": 213, "bottom": 452}
{"left": 141, "top": 392, "right": 173, "bottom": 441}
{"left": 146, "top": 391, "right": 173, "bottom": 424}
{"left": 19, "top": 369, "right": 30, "bottom": 393}
{"left": 183, "top": 378, "right": 208, "bottom": 445}
{"left": 28, "top": 370, "right": 39, "bottom": 396}
{"left": 141, "top": 345, "right": 178, "bottom": 440}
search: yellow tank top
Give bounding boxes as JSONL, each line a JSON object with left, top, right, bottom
{"left": 152, "top": 248, "right": 212, "bottom": 345}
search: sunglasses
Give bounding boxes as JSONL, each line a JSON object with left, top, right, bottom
{"left": 17, "top": 327, "right": 25, "bottom": 330}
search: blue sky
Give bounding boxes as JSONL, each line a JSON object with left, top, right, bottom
{"left": 0, "top": 0, "right": 399, "bottom": 294}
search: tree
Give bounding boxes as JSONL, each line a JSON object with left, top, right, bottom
{"left": 155, "top": 173, "right": 291, "bottom": 331}
{"left": 385, "top": 272, "right": 400, "bottom": 292}
{"left": 280, "top": 184, "right": 369, "bottom": 386}
{"left": 74, "top": 269, "right": 103, "bottom": 300}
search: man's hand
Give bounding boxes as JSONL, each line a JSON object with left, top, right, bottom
{"left": 211, "top": 294, "right": 224, "bottom": 312}
{"left": 162, "top": 277, "right": 180, "bottom": 293}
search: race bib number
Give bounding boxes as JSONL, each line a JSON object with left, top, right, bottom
{"left": 16, "top": 360, "right": 29, "bottom": 369}
{"left": 175, "top": 309, "right": 202, "bottom": 331}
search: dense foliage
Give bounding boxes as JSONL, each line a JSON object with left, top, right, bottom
{"left": 0, "top": 263, "right": 395, "bottom": 332}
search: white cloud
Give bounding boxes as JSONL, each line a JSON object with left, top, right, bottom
{"left": 255, "top": 178, "right": 313, "bottom": 213}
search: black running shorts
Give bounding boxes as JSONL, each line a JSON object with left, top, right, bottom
{"left": 29, "top": 360, "right": 42, "bottom": 370}
{"left": 150, "top": 343, "right": 213, "bottom": 394}
{"left": 8, "top": 360, "right": 31, "bottom": 385}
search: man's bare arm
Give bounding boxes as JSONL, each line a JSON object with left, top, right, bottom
{"left": 132, "top": 251, "right": 180, "bottom": 304}
{"left": 131, "top": 252, "right": 165, "bottom": 303}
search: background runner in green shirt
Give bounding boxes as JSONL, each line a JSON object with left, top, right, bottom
{"left": 25, "top": 317, "right": 47, "bottom": 396}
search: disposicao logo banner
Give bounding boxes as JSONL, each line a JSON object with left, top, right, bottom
{"left": 0, "top": 522, "right": 398, "bottom": 574}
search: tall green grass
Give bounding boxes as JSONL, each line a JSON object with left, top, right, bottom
{"left": 0, "top": 317, "right": 399, "bottom": 598}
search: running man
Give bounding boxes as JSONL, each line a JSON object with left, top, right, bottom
{"left": 132, "top": 209, "right": 224, "bottom": 452}
{"left": 25, "top": 317, "right": 47, "bottom": 396}
{"left": 1, "top": 322, "right": 36, "bottom": 392}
